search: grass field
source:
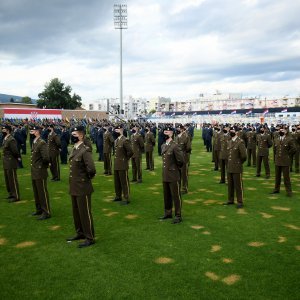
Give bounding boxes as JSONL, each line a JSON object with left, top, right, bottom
{"left": 0, "top": 130, "right": 300, "bottom": 300}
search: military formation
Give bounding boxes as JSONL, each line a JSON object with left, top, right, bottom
{"left": 1, "top": 118, "right": 299, "bottom": 248}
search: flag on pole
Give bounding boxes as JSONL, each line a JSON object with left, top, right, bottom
{"left": 246, "top": 110, "right": 252, "bottom": 115}
{"left": 219, "top": 111, "right": 222, "bottom": 115}
{"left": 231, "top": 110, "right": 236, "bottom": 114}
{"left": 281, "top": 108, "right": 287, "bottom": 113}
{"left": 171, "top": 112, "right": 175, "bottom": 116}
{"left": 193, "top": 112, "right": 197, "bottom": 116}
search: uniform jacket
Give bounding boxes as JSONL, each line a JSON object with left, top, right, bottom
{"left": 212, "top": 130, "right": 221, "bottom": 151}
{"left": 246, "top": 131, "right": 257, "bottom": 150}
{"left": 290, "top": 131, "right": 300, "bottom": 151}
{"left": 219, "top": 133, "right": 230, "bottom": 160}
{"left": 161, "top": 140, "right": 184, "bottom": 182}
{"left": 2, "top": 135, "right": 19, "bottom": 169}
{"left": 144, "top": 131, "right": 156, "bottom": 152}
{"left": 131, "top": 133, "right": 144, "bottom": 158}
{"left": 48, "top": 132, "right": 61, "bottom": 156}
{"left": 256, "top": 133, "right": 273, "bottom": 156}
{"left": 114, "top": 135, "right": 133, "bottom": 170}
{"left": 274, "top": 136, "right": 296, "bottom": 166}
{"left": 69, "top": 143, "right": 96, "bottom": 196}
{"left": 103, "top": 131, "right": 114, "bottom": 154}
{"left": 83, "top": 137, "right": 93, "bottom": 152}
{"left": 175, "top": 131, "right": 192, "bottom": 163}
{"left": 31, "top": 137, "right": 50, "bottom": 180}
{"left": 227, "top": 137, "right": 247, "bottom": 173}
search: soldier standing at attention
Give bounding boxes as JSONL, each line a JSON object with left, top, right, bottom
{"left": 271, "top": 126, "right": 296, "bottom": 197}
{"left": 256, "top": 125, "right": 273, "bottom": 179}
{"left": 223, "top": 127, "right": 247, "bottom": 208}
{"left": 159, "top": 126, "right": 184, "bottom": 224}
{"left": 289, "top": 126, "right": 300, "bottom": 173}
{"left": 103, "top": 124, "right": 114, "bottom": 175}
{"left": 246, "top": 126, "right": 257, "bottom": 167}
{"left": 113, "top": 124, "right": 133, "bottom": 205}
{"left": 144, "top": 125, "right": 156, "bottom": 171}
{"left": 2, "top": 125, "right": 21, "bottom": 202}
{"left": 30, "top": 126, "right": 51, "bottom": 220}
{"left": 175, "top": 124, "right": 191, "bottom": 194}
{"left": 67, "top": 126, "right": 96, "bottom": 248}
{"left": 60, "top": 125, "right": 70, "bottom": 164}
{"left": 219, "top": 125, "right": 230, "bottom": 184}
{"left": 47, "top": 124, "right": 61, "bottom": 181}
{"left": 212, "top": 125, "right": 221, "bottom": 171}
{"left": 130, "top": 125, "right": 144, "bottom": 184}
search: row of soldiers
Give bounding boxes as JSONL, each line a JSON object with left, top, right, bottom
{"left": 1, "top": 120, "right": 194, "bottom": 247}
{"left": 206, "top": 122, "right": 300, "bottom": 207}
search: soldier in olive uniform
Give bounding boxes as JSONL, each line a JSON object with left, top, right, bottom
{"left": 271, "top": 126, "right": 296, "bottom": 197}
{"left": 175, "top": 124, "right": 192, "bottom": 194}
{"left": 2, "top": 125, "right": 21, "bottom": 202}
{"left": 256, "top": 126, "right": 272, "bottom": 178}
{"left": 289, "top": 126, "right": 300, "bottom": 173}
{"left": 144, "top": 125, "right": 156, "bottom": 171}
{"left": 47, "top": 125, "right": 61, "bottom": 181}
{"left": 130, "top": 125, "right": 144, "bottom": 183}
{"left": 30, "top": 126, "right": 51, "bottom": 220}
{"left": 160, "top": 126, "right": 184, "bottom": 224}
{"left": 113, "top": 125, "right": 133, "bottom": 205}
{"left": 219, "top": 126, "right": 230, "bottom": 184}
{"left": 67, "top": 126, "right": 96, "bottom": 248}
{"left": 223, "top": 127, "right": 247, "bottom": 208}
{"left": 103, "top": 124, "right": 114, "bottom": 175}
{"left": 212, "top": 126, "right": 221, "bottom": 171}
{"left": 246, "top": 126, "right": 257, "bottom": 167}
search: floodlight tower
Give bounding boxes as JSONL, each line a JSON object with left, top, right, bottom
{"left": 114, "top": 4, "right": 127, "bottom": 115}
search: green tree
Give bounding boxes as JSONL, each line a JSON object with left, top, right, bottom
{"left": 21, "top": 96, "right": 32, "bottom": 104}
{"left": 37, "top": 78, "right": 82, "bottom": 109}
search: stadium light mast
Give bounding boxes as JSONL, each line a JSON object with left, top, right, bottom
{"left": 114, "top": 4, "right": 127, "bottom": 115}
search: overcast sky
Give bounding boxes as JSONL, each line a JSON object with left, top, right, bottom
{"left": 0, "top": 0, "right": 300, "bottom": 103}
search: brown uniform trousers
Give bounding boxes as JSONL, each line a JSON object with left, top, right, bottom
{"left": 256, "top": 133, "right": 272, "bottom": 177}
{"left": 145, "top": 131, "right": 155, "bottom": 170}
{"left": 31, "top": 137, "right": 51, "bottom": 216}
{"left": 114, "top": 136, "right": 133, "bottom": 201}
{"left": 273, "top": 136, "right": 296, "bottom": 194}
{"left": 161, "top": 141, "right": 184, "bottom": 219}
{"left": 103, "top": 131, "right": 114, "bottom": 175}
{"left": 212, "top": 130, "right": 221, "bottom": 170}
{"left": 175, "top": 131, "right": 191, "bottom": 193}
{"left": 246, "top": 131, "right": 256, "bottom": 166}
{"left": 131, "top": 133, "right": 144, "bottom": 182}
{"left": 289, "top": 132, "right": 300, "bottom": 173}
{"left": 48, "top": 132, "right": 61, "bottom": 180}
{"left": 2, "top": 135, "right": 20, "bottom": 201}
{"left": 219, "top": 133, "right": 230, "bottom": 183}
{"left": 69, "top": 143, "right": 96, "bottom": 241}
{"left": 227, "top": 137, "right": 247, "bottom": 204}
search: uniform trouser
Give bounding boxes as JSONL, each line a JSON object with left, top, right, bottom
{"left": 104, "top": 153, "right": 112, "bottom": 174}
{"left": 98, "top": 146, "right": 103, "bottom": 161}
{"left": 274, "top": 165, "right": 292, "bottom": 193}
{"left": 60, "top": 148, "right": 68, "bottom": 164}
{"left": 206, "top": 139, "right": 212, "bottom": 152}
{"left": 290, "top": 150, "right": 300, "bottom": 172}
{"left": 71, "top": 194, "right": 94, "bottom": 241}
{"left": 114, "top": 170, "right": 130, "bottom": 200}
{"left": 145, "top": 151, "right": 154, "bottom": 170}
{"left": 213, "top": 150, "right": 219, "bottom": 170}
{"left": 163, "top": 181, "right": 182, "bottom": 218}
{"left": 227, "top": 172, "right": 243, "bottom": 204}
{"left": 32, "top": 179, "right": 50, "bottom": 216}
{"left": 50, "top": 154, "right": 60, "bottom": 180}
{"left": 4, "top": 168, "right": 20, "bottom": 200}
{"left": 256, "top": 155, "right": 270, "bottom": 176}
{"left": 219, "top": 159, "right": 228, "bottom": 183}
{"left": 132, "top": 156, "right": 142, "bottom": 181}
{"left": 180, "top": 162, "right": 189, "bottom": 192}
{"left": 247, "top": 148, "right": 256, "bottom": 166}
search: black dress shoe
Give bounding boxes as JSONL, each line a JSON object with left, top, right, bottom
{"left": 120, "top": 201, "right": 130, "bottom": 205}
{"left": 145, "top": 168, "right": 150, "bottom": 170}
{"left": 172, "top": 218, "right": 182, "bottom": 224}
{"left": 51, "top": 178, "right": 60, "bottom": 182}
{"left": 32, "top": 211, "right": 43, "bottom": 216}
{"left": 78, "top": 239, "right": 95, "bottom": 248}
{"left": 255, "top": 174, "right": 260, "bottom": 177}
{"left": 112, "top": 197, "right": 122, "bottom": 202}
{"left": 219, "top": 181, "right": 225, "bottom": 184}
{"left": 236, "top": 203, "right": 244, "bottom": 209}
{"left": 66, "top": 235, "right": 85, "bottom": 242}
{"left": 223, "top": 202, "right": 234, "bottom": 206}
{"left": 159, "top": 215, "right": 172, "bottom": 220}
{"left": 131, "top": 180, "right": 137, "bottom": 183}
{"left": 270, "top": 191, "right": 279, "bottom": 194}
{"left": 181, "top": 191, "right": 188, "bottom": 195}
{"left": 6, "top": 195, "right": 14, "bottom": 199}
{"left": 136, "top": 180, "right": 142, "bottom": 184}
{"left": 37, "top": 214, "right": 51, "bottom": 220}
{"left": 9, "top": 198, "right": 20, "bottom": 203}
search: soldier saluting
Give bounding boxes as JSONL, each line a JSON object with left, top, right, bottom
{"left": 67, "top": 126, "right": 96, "bottom": 248}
